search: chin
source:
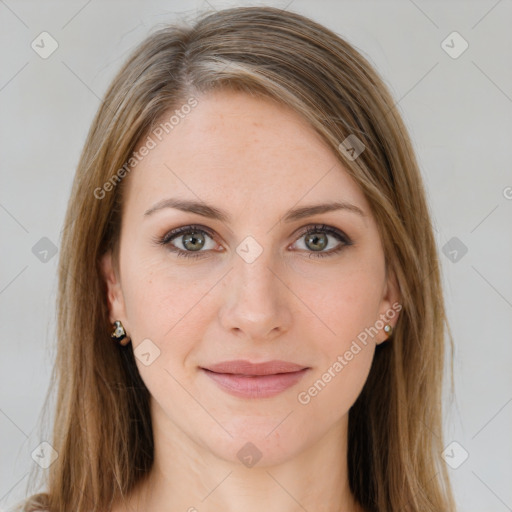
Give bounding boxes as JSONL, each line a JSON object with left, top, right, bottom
{"left": 196, "top": 418, "right": 312, "bottom": 468}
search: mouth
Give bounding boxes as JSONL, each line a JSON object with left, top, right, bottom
{"left": 200, "top": 360, "right": 310, "bottom": 399}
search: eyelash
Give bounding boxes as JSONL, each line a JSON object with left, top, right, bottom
{"left": 155, "top": 223, "right": 353, "bottom": 260}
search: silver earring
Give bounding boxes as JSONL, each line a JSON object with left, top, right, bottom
{"left": 111, "top": 320, "right": 130, "bottom": 345}
{"left": 383, "top": 324, "right": 393, "bottom": 338}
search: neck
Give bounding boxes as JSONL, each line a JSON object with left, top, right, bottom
{"left": 116, "top": 399, "right": 363, "bottom": 512}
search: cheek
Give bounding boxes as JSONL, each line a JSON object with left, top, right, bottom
{"left": 296, "top": 341, "right": 374, "bottom": 429}
{"left": 120, "top": 258, "right": 201, "bottom": 399}
{"left": 299, "top": 259, "right": 384, "bottom": 404}
{"left": 296, "top": 269, "right": 381, "bottom": 415}
{"left": 120, "top": 251, "right": 216, "bottom": 379}
{"left": 121, "top": 246, "right": 204, "bottom": 336}
{"left": 309, "top": 262, "right": 385, "bottom": 348}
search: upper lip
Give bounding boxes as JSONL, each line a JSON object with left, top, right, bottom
{"left": 202, "top": 360, "right": 308, "bottom": 376}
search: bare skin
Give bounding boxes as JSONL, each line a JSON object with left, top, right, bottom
{"left": 103, "top": 89, "right": 400, "bottom": 512}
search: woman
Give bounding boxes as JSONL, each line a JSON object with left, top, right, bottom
{"left": 18, "top": 6, "right": 456, "bottom": 512}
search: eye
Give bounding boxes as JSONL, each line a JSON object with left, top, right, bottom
{"left": 291, "top": 224, "right": 353, "bottom": 258}
{"left": 156, "top": 224, "right": 218, "bottom": 259}
{"left": 155, "top": 223, "right": 352, "bottom": 260}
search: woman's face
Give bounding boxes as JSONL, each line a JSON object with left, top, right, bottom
{"left": 102, "top": 89, "right": 400, "bottom": 466}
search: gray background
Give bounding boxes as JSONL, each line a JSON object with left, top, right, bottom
{"left": 1, "top": 1, "right": 511, "bottom": 510}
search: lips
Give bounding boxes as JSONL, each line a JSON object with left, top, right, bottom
{"left": 203, "top": 359, "right": 307, "bottom": 376}
{"left": 200, "top": 360, "right": 310, "bottom": 399}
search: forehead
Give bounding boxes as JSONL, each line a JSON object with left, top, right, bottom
{"left": 123, "top": 89, "right": 369, "bottom": 221}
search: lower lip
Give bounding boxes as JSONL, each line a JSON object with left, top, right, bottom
{"left": 201, "top": 368, "right": 309, "bottom": 399}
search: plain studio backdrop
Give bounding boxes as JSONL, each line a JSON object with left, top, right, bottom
{"left": 0, "top": 1, "right": 511, "bottom": 510}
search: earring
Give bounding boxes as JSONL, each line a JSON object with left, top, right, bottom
{"left": 383, "top": 324, "right": 393, "bottom": 338}
{"left": 111, "top": 320, "right": 130, "bottom": 346}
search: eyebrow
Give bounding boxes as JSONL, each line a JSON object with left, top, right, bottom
{"left": 144, "top": 198, "right": 366, "bottom": 223}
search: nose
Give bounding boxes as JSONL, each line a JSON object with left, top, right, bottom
{"left": 217, "top": 246, "right": 293, "bottom": 341}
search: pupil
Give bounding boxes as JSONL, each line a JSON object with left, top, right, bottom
{"left": 183, "top": 232, "right": 205, "bottom": 251}
{"left": 306, "top": 233, "right": 327, "bottom": 251}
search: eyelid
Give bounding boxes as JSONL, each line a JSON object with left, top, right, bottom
{"left": 159, "top": 223, "right": 218, "bottom": 245}
{"left": 293, "top": 224, "right": 352, "bottom": 244}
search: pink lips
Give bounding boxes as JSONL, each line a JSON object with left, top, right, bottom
{"left": 201, "top": 360, "right": 310, "bottom": 399}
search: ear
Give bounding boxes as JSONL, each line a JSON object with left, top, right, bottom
{"left": 100, "top": 251, "right": 129, "bottom": 329}
{"left": 375, "top": 266, "right": 402, "bottom": 345}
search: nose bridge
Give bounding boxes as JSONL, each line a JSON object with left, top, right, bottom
{"left": 233, "top": 238, "right": 281, "bottom": 305}
{"left": 219, "top": 237, "right": 291, "bottom": 337}
{"left": 243, "top": 253, "right": 274, "bottom": 291}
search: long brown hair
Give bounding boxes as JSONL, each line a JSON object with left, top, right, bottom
{"left": 17, "top": 6, "right": 455, "bottom": 512}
